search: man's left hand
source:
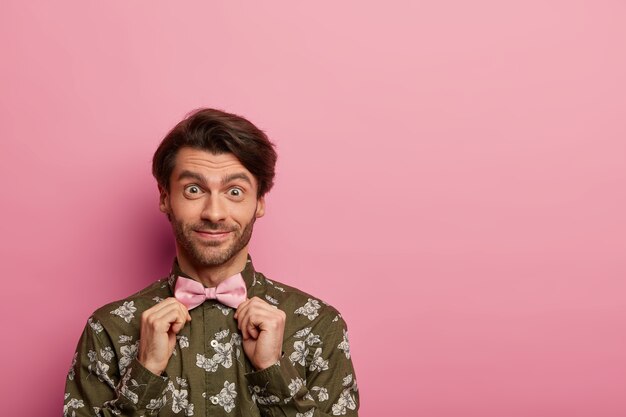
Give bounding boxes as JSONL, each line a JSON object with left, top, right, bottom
{"left": 234, "top": 296, "right": 286, "bottom": 370}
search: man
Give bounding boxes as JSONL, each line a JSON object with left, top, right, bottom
{"left": 64, "top": 108, "right": 359, "bottom": 417}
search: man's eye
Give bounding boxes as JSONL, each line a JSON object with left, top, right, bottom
{"left": 185, "top": 185, "right": 202, "bottom": 194}
{"left": 228, "top": 188, "right": 242, "bottom": 197}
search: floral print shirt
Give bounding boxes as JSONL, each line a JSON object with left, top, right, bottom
{"left": 64, "top": 257, "right": 359, "bottom": 417}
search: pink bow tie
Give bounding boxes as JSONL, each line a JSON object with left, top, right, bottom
{"left": 174, "top": 273, "right": 247, "bottom": 310}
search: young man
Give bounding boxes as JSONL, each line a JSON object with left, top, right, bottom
{"left": 64, "top": 109, "right": 359, "bottom": 417}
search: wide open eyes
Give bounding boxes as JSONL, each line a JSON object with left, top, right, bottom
{"left": 183, "top": 185, "right": 245, "bottom": 200}
{"left": 183, "top": 184, "right": 204, "bottom": 198}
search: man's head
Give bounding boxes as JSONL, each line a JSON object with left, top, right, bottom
{"left": 153, "top": 108, "right": 277, "bottom": 197}
{"left": 152, "top": 108, "right": 277, "bottom": 271}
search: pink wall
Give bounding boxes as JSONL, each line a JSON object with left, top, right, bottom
{"left": 1, "top": 2, "right": 625, "bottom": 416}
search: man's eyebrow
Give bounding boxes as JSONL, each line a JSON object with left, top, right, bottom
{"left": 176, "top": 170, "right": 252, "bottom": 186}
{"left": 221, "top": 173, "right": 252, "bottom": 186}
{"left": 177, "top": 170, "right": 206, "bottom": 184}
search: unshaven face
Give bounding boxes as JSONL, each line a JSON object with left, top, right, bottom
{"left": 160, "top": 147, "right": 265, "bottom": 268}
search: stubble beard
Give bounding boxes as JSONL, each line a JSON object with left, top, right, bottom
{"left": 172, "top": 214, "right": 256, "bottom": 268}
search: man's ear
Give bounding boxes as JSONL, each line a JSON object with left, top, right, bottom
{"left": 158, "top": 185, "right": 170, "bottom": 215}
{"left": 255, "top": 195, "right": 266, "bottom": 218}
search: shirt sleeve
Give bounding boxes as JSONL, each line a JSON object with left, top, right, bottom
{"left": 63, "top": 317, "right": 170, "bottom": 417}
{"left": 245, "top": 314, "right": 359, "bottom": 417}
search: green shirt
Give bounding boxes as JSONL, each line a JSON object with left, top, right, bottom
{"left": 64, "top": 257, "right": 359, "bottom": 417}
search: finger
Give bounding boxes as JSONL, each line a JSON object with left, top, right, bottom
{"left": 245, "top": 297, "right": 279, "bottom": 314}
{"left": 247, "top": 325, "right": 259, "bottom": 340}
{"left": 141, "top": 297, "right": 183, "bottom": 320}
{"left": 239, "top": 301, "right": 284, "bottom": 328}
{"left": 238, "top": 306, "right": 258, "bottom": 340}
{"left": 175, "top": 301, "right": 192, "bottom": 321}
{"left": 150, "top": 308, "right": 188, "bottom": 333}
{"left": 235, "top": 301, "right": 250, "bottom": 322}
{"left": 235, "top": 297, "right": 274, "bottom": 321}
{"left": 234, "top": 298, "right": 251, "bottom": 319}
{"left": 238, "top": 308, "right": 251, "bottom": 340}
{"left": 240, "top": 308, "right": 278, "bottom": 339}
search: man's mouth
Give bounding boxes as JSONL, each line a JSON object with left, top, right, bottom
{"left": 195, "top": 230, "right": 232, "bottom": 239}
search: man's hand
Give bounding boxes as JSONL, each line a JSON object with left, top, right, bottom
{"left": 234, "top": 297, "right": 286, "bottom": 370}
{"left": 138, "top": 297, "right": 191, "bottom": 375}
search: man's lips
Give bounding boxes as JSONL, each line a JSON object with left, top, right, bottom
{"left": 194, "top": 230, "right": 232, "bottom": 239}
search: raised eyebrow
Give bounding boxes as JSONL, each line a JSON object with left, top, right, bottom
{"left": 221, "top": 173, "right": 252, "bottom": 186}
{"left": 177, "top": 170, "right": 206, "bottom": 185}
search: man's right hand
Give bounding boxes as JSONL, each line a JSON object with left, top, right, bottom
{"left": 138, "top": 297, "right": 191, "bottom": 375}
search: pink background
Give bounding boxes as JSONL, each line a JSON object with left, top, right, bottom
{"left": 1, "top": 1, "right": 625, "bottom": 416}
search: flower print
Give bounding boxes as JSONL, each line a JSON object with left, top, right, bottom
{"left": 265, "top": 294, "right": 279, "bottom": 305}
{"left": 100, "top": 346, "right": 114, "bottom": 362}
{"left": 63, "top": 397, "right": 84, "bottom": 417}
{"left": 152, "top": 296, "right": 164, "bottom": 303}
{"left": 337, "top": 329, "right": 351, "bottom": 359}
{"left": 176, "top": 377, "right": 188, "bottom": 387}
{"left": 146, "top": 396, "right": 165, "bottom": 411}
{"left": 288, "top": 377, "right": 305, "bottom": 396}
{"left": 294, "top": 298, "right": 321, "bottom": 321}
{"left": 249, "top": 384, "right": 280, "bottom": 406}
{"left": 230, "top": 332, "right": 242, "bottom": 346}
{"left": 118, "top": 342, "right": 139, "bottom": 373}
{"left": 312, "top": 386, "right": 329, "bottom": 402}
{"left": 118, "top": 335, "right": 133, "bottom": 344}
{"left": 166, "top": 380, "right": 176, "bottom": 392}
{"left": 211, "top": 342, "right": 233, "bottom": 368}
{"left": 171, "top": 389, "right": 189, "bottom": 413}
{"left": 331, "top": 389, "right": 357, "bottom": 415}
{"left": 216, "top": 304, "right": 232, "bottom": 315}
{"left": 67, "top": 352, "right": 77, "bottom": 381}
{"left": 215, "top": 329, "right": 230, "bottom": 340}
{"left": 87, "top": 350, "right": 97, "bottom": 363}
{"left": 196, "top": 353, "right": 218, "bottom": 372}
{"left": 296, "top": 409, "right": 315, "bottom": 417}
{"left": 90, "top": 360, "right": 115, "bottom": 388}
{"left": 110, "top": 301, "right": 137, "bottom": 323}
{"left": 185, "top": 403, "right": 194, "bottom": 416}
{"left": 120, "top": 383, "right": 139, "bottom": 405}
{"left": 94, "top": 361, "right": 109, "bottom": 379}
{"left": 309, "top": 348, "right": 329, "bottom": 372}
{"left": 210, "top": 381, "right": 237, "bottom": 413}
{"left": 294, "top": 327, "right": 311, "bottom": 338}
{"left": 342, "top": 374, "right": 353, "bottom": 387}
{"left": 305, "top": 332, "right": 321, "bottom": 346}
{"left": 88, "top": 317, "right": 103, "bottom": 333}
{"left": 177, "top": 335, "right": 189, "bottom": 349}
{"left": 289, "top": 341, "right": 309, "bottom": 367}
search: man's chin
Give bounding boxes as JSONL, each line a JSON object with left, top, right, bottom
{"left": 190, "top": 246, "right": 239, "bottom": 267}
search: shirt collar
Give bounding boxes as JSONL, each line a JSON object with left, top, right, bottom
{"left": 168, "top": 255, "right": 257, "bottom": 293}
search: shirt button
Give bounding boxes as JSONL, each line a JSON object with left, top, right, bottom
{"left": 210, "top": 340, "right": 218, "bottom": 348}
{"left": 210, "top": 397, "right": 219, "bottom": 405}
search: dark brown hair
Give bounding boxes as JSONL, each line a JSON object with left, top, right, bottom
{"left": 152, "top": 108, "right": 277, "bottom": 197}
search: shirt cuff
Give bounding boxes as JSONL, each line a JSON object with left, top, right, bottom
{"left": 245, "top": 356, "right": 307, "bottom": 405}
{"left": 115, "top": 358, "right": 169, "bottom": 412}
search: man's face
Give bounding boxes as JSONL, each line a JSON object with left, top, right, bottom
{"left": 159, "top": 147, "right": 265, "bottom": 268}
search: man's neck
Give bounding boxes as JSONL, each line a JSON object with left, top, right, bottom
{"left": 176, "top": 248, "right": 249, "bottom": 288}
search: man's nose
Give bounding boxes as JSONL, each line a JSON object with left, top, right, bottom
{"left": 201, "top": 196, "right": 227, "bottom": 223}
